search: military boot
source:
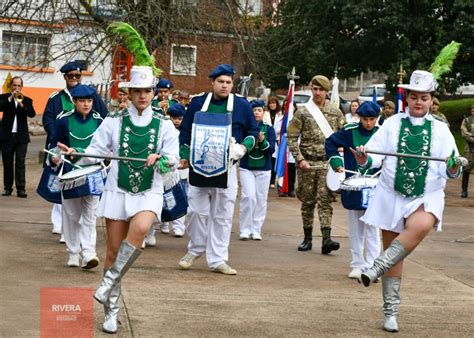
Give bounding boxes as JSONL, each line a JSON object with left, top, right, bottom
{"left": 321, "top": 227, "right": 340, "bottom": 254}
{"left": 297, "top": 227, "right": 312, "bottom": 251}
{"left": 461, "top": 171, "right": 469, "bottom": 198}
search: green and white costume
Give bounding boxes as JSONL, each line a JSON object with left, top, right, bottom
{"left": 360, "top": 112, "right": 461, "bottom": 233}
{"left": 76, "top": 105, "right": 179, "bottom": 221}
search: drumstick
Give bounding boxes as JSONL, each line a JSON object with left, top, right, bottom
{"left": 69, "top": 152, "right": 148, "bottom": 163}
{"left": 43, "top": 149, "right": 82, "bottom": 169}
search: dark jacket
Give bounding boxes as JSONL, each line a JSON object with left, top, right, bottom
{"left": 0, "top": 93, "right": 36, "bottom": 143}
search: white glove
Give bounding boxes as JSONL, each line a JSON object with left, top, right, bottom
{"left": 229, "top": 137, "right": 247, "bottom": 161}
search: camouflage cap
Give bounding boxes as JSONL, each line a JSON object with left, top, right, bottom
{"left": 311, "top": 75, "right": 331, "bottom": 91}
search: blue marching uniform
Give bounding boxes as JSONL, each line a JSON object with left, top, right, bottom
{"left": 239, "top": 121, "right": 276, "bottom": 240}
{"left": 325, "top": 101, "right": 382, "bottom": 277}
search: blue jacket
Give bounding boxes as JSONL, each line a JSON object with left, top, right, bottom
{"left": 43, "top": 89, "right": 108, "bottom": 145}
{"left": 325, "top": 123, "right": 379, "bottom": 210}
{"left": 240, "top": 122, "right": 276, "bottom": 171}
{"left": 180, "top": 93, "right": 259, "bottom": 188}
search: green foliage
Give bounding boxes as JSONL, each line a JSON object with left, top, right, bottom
{"left": 107, "top": 22, "right": 161, "bottom": 76}
{"left": 441, "top": 98, "right": 474, "bottom": 150}
{"left": 253, "top": 0, "right": 474, "bottom": 90}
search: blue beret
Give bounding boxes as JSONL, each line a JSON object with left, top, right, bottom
{"left": 209, "top": 64, "right": 235, "bottom": 79}
{"left": 60, "top": 61, "right": 84, "bottom": 74}
{"left": 167, "top": 103, "right": 186, "bottom": 117}
{"left": 250, "top": 99, "right": 265, "bottom": 109}
{"left": 70, "top": 84, "right": 96, "bottom": 99}
{"left": 356, "top": 101, "right": 381, "bottom": 117}
{"left": 156, "top": 78, "right": 173, "bottom": 89}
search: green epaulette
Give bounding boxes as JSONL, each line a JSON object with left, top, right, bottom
{"left": 151, "top": 106, "right": 168, "bottom": 119}
{"left": 48, "top": 91, "right": 60, "bottom": 99}
{"left": 92, "top": 111, "right": 103, "bottom": 120}
{"left": 344, "top": 122, "right": 359, "bottom": 130}
{"left": 56, "top": 109, "right": 74, "bottom": 120}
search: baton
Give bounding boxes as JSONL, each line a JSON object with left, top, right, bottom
{"left": 366, "top": 149, "right": 447, "bottom": 162}
{"left": 69, "top": 152, "right": 147, "bottom": 163}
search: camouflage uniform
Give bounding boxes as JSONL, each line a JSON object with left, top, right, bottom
{"left": 432, "top": 111, "right": 450, "bottom": 127}
{"left": 287, "top": 100, "right": 345, "bottom": 230}
{"left": 460, "top": 116, "right": 474, "bottom": 197}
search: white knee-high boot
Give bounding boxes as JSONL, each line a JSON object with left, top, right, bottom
{"left": 102, "top": 269, "right": 121, "bottom": 334}
{"left": 382, "top": 276, "right": 401, "bottom": 332}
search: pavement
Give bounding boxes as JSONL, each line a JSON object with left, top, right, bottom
{"left": 0, "top": 135, "right": 473, "bottom": 337}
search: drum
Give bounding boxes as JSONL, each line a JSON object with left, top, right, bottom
{"left": 161, "top": 171, "right": 188, "bottom": 222}
{"left": 326, "top": 166, "right": 346, "bottom": 192}
{"left": 36, "top": 164, "right": 62, "bottom": 204}
{"left": 59, "top": 165, "right": 107, "bottom": 200}
{"left": 340, "top": 176, "right": 378, "bottom": 210}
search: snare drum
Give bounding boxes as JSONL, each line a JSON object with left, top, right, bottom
{"left": 340, "top": 176, "right": 378, "bottom": 210}
{"left": 59, "top": 165, "right": 108, "bottom": 199}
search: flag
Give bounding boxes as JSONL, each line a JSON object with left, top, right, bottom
{"left": 275, "top": 81, "right": 295, "bottom": 194}
{"left": 395, "top": 86, "right": 405, "bottom": 113}
{"left": 372, "top": 86, "right": 377, "bottom": 103}
{"left": 330, "top": 75, "right": 340, "bottom": 108}
{"left": 2, "top": 72, "right": 13, "bottom": 94}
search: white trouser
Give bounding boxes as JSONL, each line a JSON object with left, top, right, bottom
{"left": 171, "top": 216, "right": 186, "bottom": 234}
{"left": 62, "top": 195, "right": 99, "bottom": 260}
{"left": 239, "top": 168, "right": 271, "bottom": 236}
{"left": 186, "top": 166, "right": 238, "bottom": 269}
{"left": 51, "top": 203, "right": 62, "bottom": 233}
{"left": 348, "top": 209, "right": 381, "bottom": 270}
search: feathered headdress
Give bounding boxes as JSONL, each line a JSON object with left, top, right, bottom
{"left": 107, "top": 22, "right": 161, "bottom": 76}
{"left": 429, "top": 41, "right": 461, "bottom": 80}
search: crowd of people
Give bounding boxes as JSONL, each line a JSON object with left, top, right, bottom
{"left": 0, "top": 60, "right": 471, "bottom": 334}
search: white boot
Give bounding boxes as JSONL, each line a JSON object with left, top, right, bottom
{"left": 102, "top": 278, "right": 121, "bottom": 334}
{"left": 382, "top": 276, "right": 401, "bottom": 332}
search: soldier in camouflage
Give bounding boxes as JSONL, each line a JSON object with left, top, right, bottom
{"left": 460, "top": 104, "right": 474, "bottom": 198}
{"left": 287, "top": 75, "right": 345, "bottom": 254}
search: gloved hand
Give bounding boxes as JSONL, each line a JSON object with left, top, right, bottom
{"left": 229, "top": 137, "right": 247, "bottom": 161}
{"left": 446, "top": 150, "right": 468, "bottom": 168}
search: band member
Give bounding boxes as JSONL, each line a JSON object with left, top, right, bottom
{"left": 352, "top": 70, "right": 462, "bottom": 332}
{"left": 42, "top": 61, "right": 108, "bottom": 237}
{"left": 152, "top": 78, "right": 174, "bottom": 113}
{"left": 460, "top": 104, "right": 474, "bottom": 197}
{"left": 325, "top": 101, "right": 381, "bottom": 279}
{"left": 239, "top": 99, "right": 276, "bottom": 240}
{"left": 0, "top": 76, "right": 36, "bottom": 198}
{"left": 178, "top": 64, "right": 259, "bottom": 275}
{"left": 57, "top": 66, "right": 179, "bottom": 333}
{"left": 50, "top": 84, "right": 103, "bottom": 269}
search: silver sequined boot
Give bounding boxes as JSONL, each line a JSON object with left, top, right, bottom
{"left": 102, "top": 268, "right": 121, "bottom": 334}
{"left": 94, "top": 240, "right": 140, "bottom": 304}
{"left": 361, "top": 239, "right": 408, "bottom": 287}
{"left": 382, "top": 276, "right": 401, "bottom": 332}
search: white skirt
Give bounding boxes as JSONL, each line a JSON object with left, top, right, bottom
{"left": 360, "top": 184, "right": 445, "bottom": 233}
{"left": 96, "top": 189, "right": 163, "bottom": 222}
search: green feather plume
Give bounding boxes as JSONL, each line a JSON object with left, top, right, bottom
{"left": 107, "top": 22, "right": 161, "bottom": 76}
{"left": 429, "top": 41, "right": 461, "bottom": 80}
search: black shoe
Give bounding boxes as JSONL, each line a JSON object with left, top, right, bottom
{"left": 17, "top": 190, "right": 27, "bottom": 198}
{"left": 298, "top": 227, "right": 313, "bottom": 251}
{"left": 321, "top": 239, "right": 340, "bottom": 255}
{"left": 288, "top": 191, "right": 296, "bottom": 197}
{"left": 461, "top": 191, "right": 468, "bottom": 198}
{"left": 2, "top": 189, "right": 12, "bottom": 196}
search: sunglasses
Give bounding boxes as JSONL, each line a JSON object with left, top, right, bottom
{"left": 66, "top": 73, "right": 81, "bottom": 79}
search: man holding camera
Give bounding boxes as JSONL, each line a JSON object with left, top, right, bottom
{"left": 0, "top": 76, "right": 36, "bottom": 198}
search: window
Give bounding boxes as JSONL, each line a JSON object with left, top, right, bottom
{"left": 170, "top": 44, "right": 196, "bottom": 76}
{"left": 239, "top": 0, "right": 262, "bottom": 16}
{"left": 1, "top": 31, "right": 51, "bottom": 67}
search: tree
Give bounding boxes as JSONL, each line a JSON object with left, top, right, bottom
{"left": 252, "top": 0, "right": 473, "bottom": 92}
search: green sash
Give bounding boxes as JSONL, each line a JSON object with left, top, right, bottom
{"left": 117, "top": 112, "right": 161, "bottom": 194}
{"left": 394, "top": 118, "right": 432, "bottom": 198}
{"left": 248, "top": 124, "right": 268, "bottom": 168}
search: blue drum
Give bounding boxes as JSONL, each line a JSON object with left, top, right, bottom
{"left": 161, "top": 172, "right": 188, "bottom": 222}
{"left": 59, "top": 165, "right": 107, "bottom": 199}
{"left": 36, "top": 164, "right": 62, "bottom": 204}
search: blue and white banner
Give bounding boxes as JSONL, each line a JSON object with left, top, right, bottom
{"left": 190, "top": 111, "right": 232, "bottom": 177}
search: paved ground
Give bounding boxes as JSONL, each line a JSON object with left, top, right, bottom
{"left": 0, "top": 135, "right": 473, "bottom": 337}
